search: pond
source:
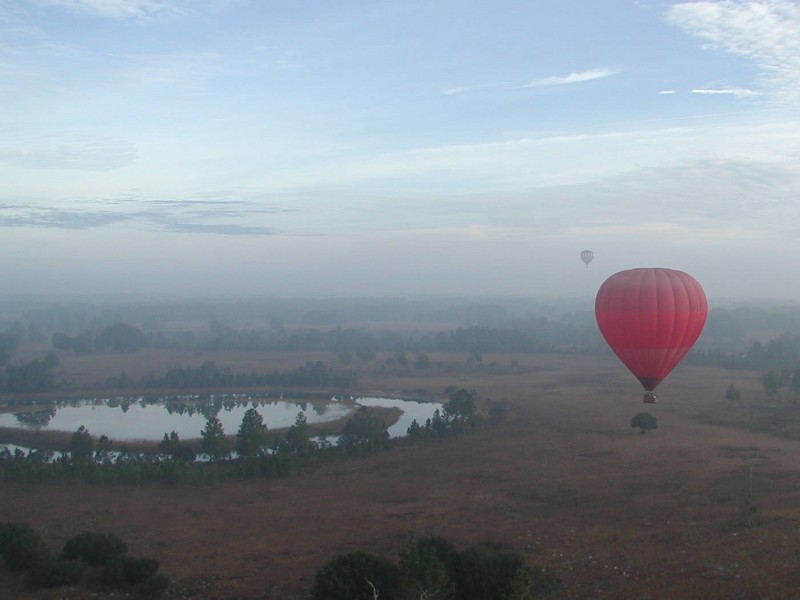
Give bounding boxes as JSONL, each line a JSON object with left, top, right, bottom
{"left": 0, "top": 394, "right": 443, "bottom": 443}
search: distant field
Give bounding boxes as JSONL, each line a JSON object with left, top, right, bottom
{"left": 3, "top": 349, "right": 800, "bottom": 599}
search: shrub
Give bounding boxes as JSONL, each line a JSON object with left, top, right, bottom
{"left": 630, "top": 412, "right": 658, "bottom": 434}
{"left": 135, "top": 572, "right": 170, "bottom": 598}
{"left": 451, "top": 544, "right": 558, "bottom": 600}
{"left": 101, "top": 556, "right": 160, "bottom": 586}
{"left": 62, "top": 532, "right": 127, "bottom": 566}
{"left": 416, "top": 536, "right": 461, "bottom": 575}
{"left": 312, "top": 540, "right": 557, "bottom": 600}
{"left": 3, "top": 531, "right": 49, "bottom": 571}
{"left": 337, "top": 408, "right": 389, "bottom": 454}
{"left": 29, "top": 557, "right": 85, "bottom": 587}
{"left": 398, "top": 539, "right": 454, "bottom": 600}
{"left": 0, "top": 522, "right": 36, "bottom": 555}
{"left": 312, "top": 551, "right": 401, "bottom": 600}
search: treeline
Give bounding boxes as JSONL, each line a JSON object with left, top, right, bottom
{"left": 0, "top": 389, "right": 481, "bottom": 484}
{"left": 52, "top": 322, "right": 146, "bottom": 354}
{"left": 687, "top": 333, "right": 800, "bottom": 370}
{"left": 251, "top": 321, "right": 588, "bottom": 354}
{"left": 107, "top": 360, "right": 355, "bottom": 391}
{"left": 686, "top": 332, "right": 800, "bottom": 397}
{"left": 18, "top": 302, "right": 800, "bottom": 365}
{"left": 14, "top": 298, "right": 800, "bottom": 358}
{"left": 48, "top": 321, "right": 598, "bottom": 356}
{"left": 13, "top": 323, "right": 800, "bottom": 397}
{"left": 2, "top": 355, "right": 59, "bottom": 393}
{"left": 14, "top": 297, "right": 587, "bottom": 334}
{"left": 312, "top": 536, "right": 558, "bottom": 600}
{"left": 0, "top": 358, "right": 353, "bottom": 395}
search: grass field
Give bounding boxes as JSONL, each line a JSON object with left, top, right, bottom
{"left": 2, "top": 348, "right": 800, "bottom": 599}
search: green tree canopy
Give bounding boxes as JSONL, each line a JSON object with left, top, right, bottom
{"left": 630, "top": 412, "right": 658, "bottom": 434}
{"left": 69, "top": 426, "right": 94, "bottom": 467}
{"left": 763, "top": 370, "right": 784, "bottom": 396}
{"left": 236, "top": 408, "right": 268, "bottom": 459}
{"left": 312, "top": 551, "right": 401, "bottom": 600}
{"left": 158, "top": 431, "right": 195, "bottom": 462}
{"left": 443, "top": 388, "right": 479, "bottom": 432}
{"left": 4, "top": 359, "right": 56, "bottom": 393}
{"left": 285, "top": 412, "right": 311, "bottom": 457}
{"left": 337, "top": 408, "right": 389, "bottom": 455}
{"left": 399, "top": 539, "right": 455, "bottom": 600}
{"left": 201, "top": 416, "right": 229, "bottom": 461}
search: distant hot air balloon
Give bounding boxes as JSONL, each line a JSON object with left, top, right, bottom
{"left": 580, "top": 250, "right": 594, "bottom": 267}
{"left": 594, "top": 268, "right": 708, "bottom": 403}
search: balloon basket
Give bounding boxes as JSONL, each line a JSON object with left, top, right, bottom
{"left": 643, "top": 392, "right": 658, "bottom": 404}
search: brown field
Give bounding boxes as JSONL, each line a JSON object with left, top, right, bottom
{"left": 3, "top": 349, "right": 800, "bottom": 599}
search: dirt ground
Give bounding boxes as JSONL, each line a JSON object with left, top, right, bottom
{"left": 2, "top": 351, "right": 800, "bottom": 599}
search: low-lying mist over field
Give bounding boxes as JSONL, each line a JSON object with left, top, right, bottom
{"left": 2, "top": 294, "right": 800, "bottom": 397}
{"left": 4, "top": 293, "right": 800, "bottom": 346}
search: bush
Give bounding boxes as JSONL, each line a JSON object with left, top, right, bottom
{"left": 630, "top": 412, "right": 658, "bottom": 434}
{"left": 29, "top": 557, "right": 85, "bottom": 587}
{"left": 311, "top": 539, "right": 558, "bottom": 600}
{"left": 0, "top": 522, "right": 36, "bottom": 555}
{"left": 398, "top": 539, "right": 455, "bottom": 600}
{"left": 62, "top": 532, "right": 127, "bottom": 566}
{"left": 452, "top": 544, "right": 558, "bottom": 600}
{"left": 415, "top": 536, "right": 461, "bottom": 575}
{"left": 337, "top": 408, "right": 389, "bottom": 455}
{"left": 3, "top": 531, "right": 49, "bottom": 571}
{"left": 101, "top": 556, "right": 160, "bottom": 586}
{"left": 134, "top": 572, "right": 170, "bottom": 598}
{"left": 100, "top": 556, "right": 158, "bottom": 587}
{"left": 312, "top": 551, "right": 401, "bottom": 600}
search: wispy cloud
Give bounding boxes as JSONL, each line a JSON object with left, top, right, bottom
{"left": 522, "top": 66, "right": 620, "bottom": 88}
{"left": 444, "top": 67, "right": 619, "bottom": 96}
{"left": 667, "top": 0, "right": 800, "bottom": 106}
{"left": 441, "top": 83, "right": 496, "bottom": 95}
{"left": 33, "top": 0, "right": 186, "bottom": 19}
{"left": 658, "top": 89, "right": 677, "bottom": 94}
{"left": 692, "top": 87, "right": 760, "bottom": 96}
{"left": 0, "top": 196, "right": 293, "bottom": 235}
{"left": 283, "top": 116, "right": 800, "bottom": 200}
{"left": 0, "top": 204, "right": 131, "bottom": 229}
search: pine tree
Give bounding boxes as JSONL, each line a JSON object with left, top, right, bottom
{"left": 236, "top": 408, "right": 268, "bottom": 459}
{"left": 201, "top": 416, "right": 229, "bottom": 461}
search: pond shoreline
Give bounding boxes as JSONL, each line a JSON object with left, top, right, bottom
{"left": 0, "top": 385, "right": 439, "bottom": 410}
{"left": 0, "top": 386, "right": 441, "bottom": 453}
{"left": 0, "top": 405, "right": 405, "bottom": 454}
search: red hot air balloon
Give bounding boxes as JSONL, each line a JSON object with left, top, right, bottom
{"left": 595, "top": 268, "right": 708, "bottom": 403}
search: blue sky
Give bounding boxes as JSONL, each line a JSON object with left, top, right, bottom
{"left": 3, "top": 0, "right": 800, "bottom": 302}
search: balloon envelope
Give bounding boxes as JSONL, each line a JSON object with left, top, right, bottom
{"left": 580, "top": 250, "right": 594, "bottom": 266}
{"left": 595, "top": 268, "right": 707, "bottom": 391}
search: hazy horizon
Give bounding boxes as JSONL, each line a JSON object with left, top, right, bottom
{"left": 4, "top": 1, "right": 800, "bottom": 302}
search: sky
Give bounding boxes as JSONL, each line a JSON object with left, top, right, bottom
{"left": 3, "top": 0, "right": 800, "bottom": 303}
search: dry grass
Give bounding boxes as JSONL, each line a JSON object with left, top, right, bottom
{"left": 3, "top": 350, "right": 800, "bottom": 599}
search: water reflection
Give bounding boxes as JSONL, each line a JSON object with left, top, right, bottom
{"left": 0, "top": 394, "right": 442, "bottom": 442}
{"left": 357, "top": 397, "right": 443, "bottom": 438}
{"left": 13, "top": 408, "right": 57, "bottom": 428}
